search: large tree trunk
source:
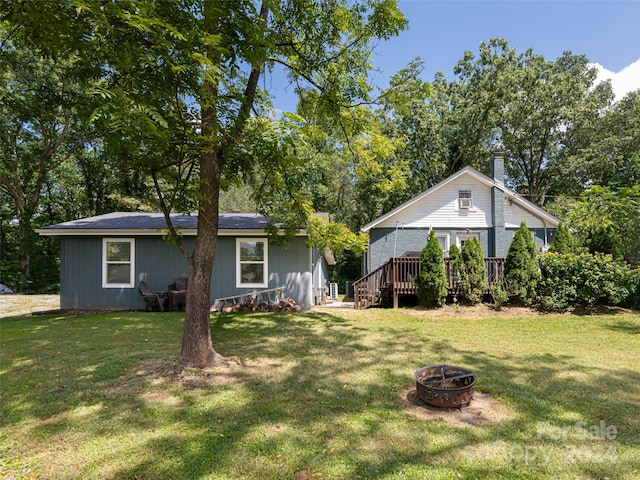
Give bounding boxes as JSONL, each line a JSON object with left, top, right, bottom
{"left": 180, "top": 145, "right": 224, "bottom": 367}
{"left": 179, "top": 0, "right": 266, "bottom": 367}
{"left": 179, "top": 0, "right": 225, "bottom": 367}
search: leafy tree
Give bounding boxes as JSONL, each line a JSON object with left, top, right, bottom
{"left": 598, "top": 90, "right": 640, "bottom": 188}
{"left": 566, "top": 185, "right": 640, "bottom": 265}
{"left": 548, "top": 222, "right": 575, "bottom": 254}
{"left": 458, "top": 237, "right": 486, "bottom": 305}
{"left": 588, "top": 226, "right": 623, "bottom": 260}
{"left": 414, "top": 230, "right": 448, "bottom": 308}
{"left": 3, "top": 0, "right": 407, "bottom": 366}
{"left": 504, "top": 222, "right": 539, "bottom": 305}
{"left": 380, "top": 38, "right": 615, "bottom": 206}
{"left": 378, "top": 56, "right": 496, "bottom": 198}
{"left": 500, "top": 48, "right": 612, "bottom": 204}
{"left": 0, "top": 25, "right": 95, "bottom": 290}
{"left": 565, "top": 89, "right": 640, "bottom": 191}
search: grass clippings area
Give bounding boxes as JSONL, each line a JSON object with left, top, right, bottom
{"left": 1, "top": 306, "right": 639, "bottom": 479}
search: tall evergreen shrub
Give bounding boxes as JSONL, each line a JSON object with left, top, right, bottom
{"left": 548, "top": 222, "right": 574, "bottom": 254}
{"left": 459, "top": 237, "right": 486, "bottom": 305}
{"left": 504, "top": 222, "right": 539, "bottom": 305}
{"left": 448, "top": 244, "right": 462, "bottom": 301}
{"left": 414, "top": 231, "right": 448, "bottom": 307}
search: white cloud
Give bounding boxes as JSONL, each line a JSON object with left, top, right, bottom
{"left": 592, "top": 58, "right": 640, "bottom": 102}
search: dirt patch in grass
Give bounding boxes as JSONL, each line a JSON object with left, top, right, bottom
{"left": 0, "top": 294, "right": 60, "bottom": 317}
{"left": 405, "top": 303, "right": 545, "bottom": 319}
{"left": 104, "top": 358, "right": 243, "bottom": 395}
{"left": 403, "top": 387, "right": 512, "bottom": 427}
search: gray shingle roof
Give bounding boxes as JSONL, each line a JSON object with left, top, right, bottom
{"left": 38, "top": 212, "right": 271, "bottom": 233}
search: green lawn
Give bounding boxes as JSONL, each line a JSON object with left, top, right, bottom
{"left": 1, "top": 307, "right": 639, "bottom": 479}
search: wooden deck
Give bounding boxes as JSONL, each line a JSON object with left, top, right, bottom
{"left": 353, "top": 256, "right": 504, "bottom": 309}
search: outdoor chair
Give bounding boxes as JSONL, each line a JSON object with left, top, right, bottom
{"left": 168, "top": 277, "right": 188, "bottom": 311}
{"left": 138, "top": 280, "right": 169, "bottom": 312}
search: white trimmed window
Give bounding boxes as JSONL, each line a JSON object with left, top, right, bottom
{"left": 236, "top": 238, "right": 268, "bottom": 288}
{"left": 103, "top": 238, "right": 135, "bottom": 288}
{"left": 458, "top": 189, "right": 473, "bottom": 209}
{"left": 435, "top": 234, "right": 449, "bottom": 256}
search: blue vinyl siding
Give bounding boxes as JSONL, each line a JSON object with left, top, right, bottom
{"left": 367, "top": 228, "right": 491, "bottom": 272}
{"left": 60, "top": 235, "right": 312, "bottom": 310}
{"left": 366, "top": 226, "right": 554, "bottom": 273}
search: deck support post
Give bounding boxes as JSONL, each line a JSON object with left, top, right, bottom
{"left": 392, "top": 258, "right": 399, "bottom": 309}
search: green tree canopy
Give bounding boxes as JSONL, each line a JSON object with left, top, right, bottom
{"left": 566, "top": 185, "right": 640, "bottom": 265}
{"left": 2, "top": 0, "right": 407, "bottom": 366}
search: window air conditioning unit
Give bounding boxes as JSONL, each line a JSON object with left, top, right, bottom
{"left": 459, "top": 198, "right": 472, "bottom": 209}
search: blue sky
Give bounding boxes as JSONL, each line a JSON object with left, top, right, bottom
{"left": 271, "top": 0, "right": 640, "bottom": 111}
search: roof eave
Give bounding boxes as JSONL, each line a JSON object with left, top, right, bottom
{"left": 361, "top": 166, "right": 560, "bottom": 231}
{"left": 361, "top": 166, "right": 487, "bottom": 232}
{"left": 36, "top": 228, "right": 308, "bottom": 237}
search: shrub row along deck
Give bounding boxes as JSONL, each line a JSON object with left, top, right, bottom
{"left": 353, "top": 256, "right": 505, "bottom": 309}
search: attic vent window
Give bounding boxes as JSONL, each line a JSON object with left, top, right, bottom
{"left": 458, "top": 190, "right": 472, "bottom": 209}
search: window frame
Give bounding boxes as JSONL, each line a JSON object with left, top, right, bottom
{"left": 458, "top": 189, "right": 473, "bottom": 209}
{"left": 236, "top": 238, "right": 268, "bottom": 288}
{"left": 434, "top": 233, "right": 450, "bottom": 256}
{"left": 456, "top": 232, "right": 480, "bottom": 249}
{"left": 102, "top": 238, "right": 135, "bottom": 288}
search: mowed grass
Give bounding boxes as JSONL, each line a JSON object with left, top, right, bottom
{"left": 1, "top": 307, "right": 639, "bottom": 479}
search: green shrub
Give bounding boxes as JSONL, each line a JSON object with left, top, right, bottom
{"left": 448, "top": 244, "right": 462, "bottom": 284}
{"left": 504, "top": 222, "right": 539, "bottom": 305}
{"left": 490, "top": 283, "right": 508, "bottom": 310}
{"left": 548, "top": 222, "right": 574, "bottom": 254}
{"left": 459, "top": 237, "right": 486, "bottom": 305}
{"left": 621, "top": 267, "right": 640, "bottom": 310}
{"left": 414, "top": 231, "right": 448, "bottom": 307}
{"left": 537, "top": 252, "right": 631, "bottom": 311}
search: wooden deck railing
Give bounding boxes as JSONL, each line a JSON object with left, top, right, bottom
{"left": 354, "top": 257, "right": 505, "bottom": 309}
{"left": 351, "top": 258, "right": 394, "bottom": 309}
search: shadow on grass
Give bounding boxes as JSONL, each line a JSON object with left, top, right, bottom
{"left": 605, "top": 319, "right": 640, "bottom": 335}
{"left": 1, "top": 310, "right": 639, "bottom": 479}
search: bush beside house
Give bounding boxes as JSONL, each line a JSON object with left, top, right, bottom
{"left": 504, "top": 222, "right": 539, "bottom": 306}
{"left": 414, "top": 231, "right": 448, "bottom": 308}
{"left": 458, "top": 237, "right": 486, "bottom": 305}
{"left": 547, "top": 222, "right": 574, "bottom": 254}
{"left": 537, "top": 253, "right": 632, "bottom": 311}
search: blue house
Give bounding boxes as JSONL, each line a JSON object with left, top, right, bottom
{"left": 354, "top": 153, "right": 560, "bottom": 308}
{"left": 38, "top": 212, "right": 330, "bottom": 311}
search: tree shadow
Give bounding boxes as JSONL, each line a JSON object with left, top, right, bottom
{"left": 604, "top": 319, "right": 640, "bottom": 335}
{"left": 2, "top": 310, "right": 638, "bottom": 479}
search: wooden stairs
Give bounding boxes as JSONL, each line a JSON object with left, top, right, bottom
{"left": 353, "top": 256, "right": 504, "bottom": 309}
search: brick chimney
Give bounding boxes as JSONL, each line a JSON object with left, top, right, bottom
{"left": 491, "top": 152, "right": 507, "bottom": 257}
{"left": 491, "top": 151, "right": 505, "bottom": 185}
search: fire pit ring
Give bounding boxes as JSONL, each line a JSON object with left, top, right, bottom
{"left": 414, "top": 364, "right": 476, "bottom": 409}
